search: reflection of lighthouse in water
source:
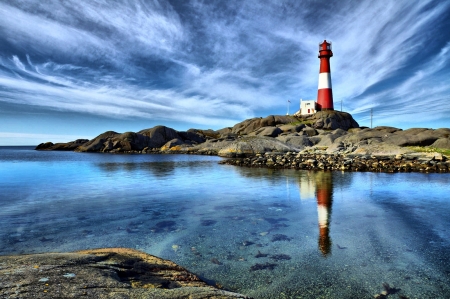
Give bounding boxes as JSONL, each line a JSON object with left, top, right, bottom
{"left": 315, "top": 172, "right": 333, "bottom": 256}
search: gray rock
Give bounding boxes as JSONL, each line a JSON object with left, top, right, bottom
{"left": 138, "top": 126, "right": 181, "bottom": 148}
{"left": 276, "top": 135, "right": 313, "bottom": 148}
{"left": 178, "top": 131, "right": 206, "bottom": 144}
{"left": 76, "top": 131, "right": 120, "bottom": 152}
{"left": 302, "top": 126, "right": 318, "bottom": 137}
{"left": 254, "top": 126, "right": 283, "bottom": 137}
{"left": 218, "top": 136, "right": 299, "bottom": 157}
{"left": 432, "top": 138, "right": 450, "bottom": 149}
{"left": 384, "top": 128, "right": 441, "bottom": 146}
{"left": 306, "top": 111, "right": 359, "bottom": 130}
{"left": 278, "top": 124, "right": 305, "bottom": 133}
{"left": 0, "top": 248, "right": 249, "bottom": 299}
{"left": 231, "top": 115, "right": 297, "bottom": 135}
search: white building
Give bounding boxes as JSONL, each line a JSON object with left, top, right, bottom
{"left": 294, "top": 99, "right": 318, "bottom": 116}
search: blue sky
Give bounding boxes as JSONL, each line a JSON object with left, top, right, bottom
{"left": 1, "top": 0, "right": 450, "bottom": 145}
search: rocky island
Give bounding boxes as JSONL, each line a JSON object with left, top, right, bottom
{"left": 36, "top": 111, "right": 450, "bottom": 172}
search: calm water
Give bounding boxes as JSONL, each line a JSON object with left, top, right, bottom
{"left": 1, "top": 146, "right": 449, "bottom": 298}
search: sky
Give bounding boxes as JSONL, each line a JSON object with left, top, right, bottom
{"left": 1, "top": 0, "right": 450, "bottom": 145}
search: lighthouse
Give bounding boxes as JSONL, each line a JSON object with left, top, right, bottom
{"left": 317, "top": 40, "right": 334, "bottom": 110}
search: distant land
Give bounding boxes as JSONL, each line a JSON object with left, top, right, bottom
{"left": 36, "top": 111, "right": 450, "bottom": 172}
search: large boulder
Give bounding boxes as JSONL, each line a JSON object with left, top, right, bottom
{"left": 432, "top": 138, "right": 450, "bottom": 149}
{"left": 231, "top": 115, "right": 297, "bottom": 135}
{"left": 217, "top": 136, "right": 299, "bottom": 157}
{"left": 302, "top": 111, "right": 359, "bottom": 130}
{"left": 138, "top": 126, "right": 182, "bottom": 148}
{"left": 76, "top": 131, "right": 120, "bottom": 152}
{"left": 276, "top": 135, "right": 313, "bottom": 149}
{"left": 384, "top": 128, "right": 442, "bottom": 147}
{"left": 253, "top": 126, "right": 283, "bottom": 137}
{"left": 0, "top": 248, "right": 249, "bottom": 299}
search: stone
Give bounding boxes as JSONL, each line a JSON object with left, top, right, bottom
{"left": 0, "top": 248, "right": 249, "bottom": 299}
{"left": 231, "top": 115, "right": 297, "bottom": 135}
{"left": 302, "top": 126, "right": 318, "bottom": 137}
{"left": 254, "top": 126, "right": 283, "bottom": 137}
{"left": 217, "top": 136, "right": 299, "bottom": 157}
{"left": 431, "top": 138, "right": 450, "bottom": 149}
{"left": 276, "top": 135, "right": 313, "bottom": 148}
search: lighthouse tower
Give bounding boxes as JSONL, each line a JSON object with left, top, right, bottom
{"left": 317, "top": 40, "right": 334, "bottom": 110}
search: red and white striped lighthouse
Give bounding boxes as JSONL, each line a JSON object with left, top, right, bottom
{"left": 317, "top": 40, "right": 334, "bottom": 110}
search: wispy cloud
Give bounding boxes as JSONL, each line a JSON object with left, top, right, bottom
{"left": 0, "top": 0, "right": 449, "bottom": 132}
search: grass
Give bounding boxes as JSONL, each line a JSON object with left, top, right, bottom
{"left": 407, "top": 146, "right": 450, "bottom": 157}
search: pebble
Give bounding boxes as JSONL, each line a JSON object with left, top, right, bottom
{"left": 219, "top": 152, "right": 449, "bottom": 173}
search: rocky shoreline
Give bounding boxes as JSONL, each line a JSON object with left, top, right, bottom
{"left": 218, "top": 150, "right": 449, "bottom": 173}
{"left": 35, "top": 111, "right": 450, "bottom": 173}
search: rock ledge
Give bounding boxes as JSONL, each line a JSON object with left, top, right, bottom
{"left": 0, "top": 247, "right": 250, "bottom": 299}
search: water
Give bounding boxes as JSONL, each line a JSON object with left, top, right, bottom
{"left": 1, "top": 146, "right": 449, "bottom": 298}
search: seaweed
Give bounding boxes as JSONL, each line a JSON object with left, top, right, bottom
{"left": 250, "top": 262, "right": 277, "bottom": 271}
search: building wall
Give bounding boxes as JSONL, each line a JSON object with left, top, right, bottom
{"left": 300, "top": 100, "right": 317, "bottom": 115}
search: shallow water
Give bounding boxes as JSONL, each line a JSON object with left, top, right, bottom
{"left": 1, "top": 146, "right": 449, "bottom": 298}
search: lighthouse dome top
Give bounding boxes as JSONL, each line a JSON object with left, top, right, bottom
{"left": 319, "top": 40, "right": 332, "bottom": 51}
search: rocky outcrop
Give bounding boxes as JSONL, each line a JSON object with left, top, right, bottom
{"left": 298, "top": 110, "right": 360, "bottom": 130}
{"left": 217, "top": 136, "right": 299, "bottom": 158}
{"left": 34, "top": 112, "right": 450, "bottom": 165}
{"left": 36, "top": 139, "right": 89, "bottom": 151}
{"left": 231, "top": 115, "right": 297, "bottom": 135}
{"left": 0, "top": 248, "right": 250, "bottom": 299}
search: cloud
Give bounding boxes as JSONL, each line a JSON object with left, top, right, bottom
{"left": 0, "top": 0, "right": 449, "bottom": 131}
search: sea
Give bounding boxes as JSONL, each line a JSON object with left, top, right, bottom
{"left": 1, "top": 146, "right": 449, "bottom": 299}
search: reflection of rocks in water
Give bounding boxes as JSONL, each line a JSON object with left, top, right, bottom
{"left": 39, "top": 237, "right": 53, "bottom": 242}
{"left": 373, "top": 282, "right": 402, "bottom": 298}
{"left": 201, "top": 220, "right": 217, "bottom": 226}
{"left": 151, "top": 220, "right": 177, "bottom": 233}
{"left": 250, "top": 262, "right": 278, "bottom": 271}
{"left": 255, "top": 250, "right": 268, "bottom": 258}
{"left": 270, "top": 254, "right": 291, "bottom": 261}
{"left": 241, "top": 240, "right": 254, "bottom": 246}
{"left": 210, "top": 258, "right": 222, "bottom": 265}
{"left": 268, "top": 223, "right": 289, "bottom": 232}
{"left": 271, "top": 234, "right": 291, "bottom": 242}
{"left": 264, "top": 217, "right": 289, "bottom": 224}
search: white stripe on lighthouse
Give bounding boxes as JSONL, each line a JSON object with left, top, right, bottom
{"left": 317, "top": 205, "right": 328, "bottom": 227}
{"left": 318, "top": 72, "right": 332, "bottom": 89}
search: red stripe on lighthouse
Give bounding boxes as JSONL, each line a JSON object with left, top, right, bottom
{"left": 317, "top": 40, "right": 334, "bottom": 111}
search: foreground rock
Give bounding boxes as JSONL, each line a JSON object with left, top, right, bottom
{"left": 0, "top": 248, "right": 250, "bottom": 299}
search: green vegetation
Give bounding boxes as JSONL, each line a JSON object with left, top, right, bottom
{"left": 407, "top": 146, "right": 450, "bottom": 157}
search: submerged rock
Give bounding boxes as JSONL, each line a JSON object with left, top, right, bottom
{"left": 0, "top": 248, "right": 250, "bottom": 299}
